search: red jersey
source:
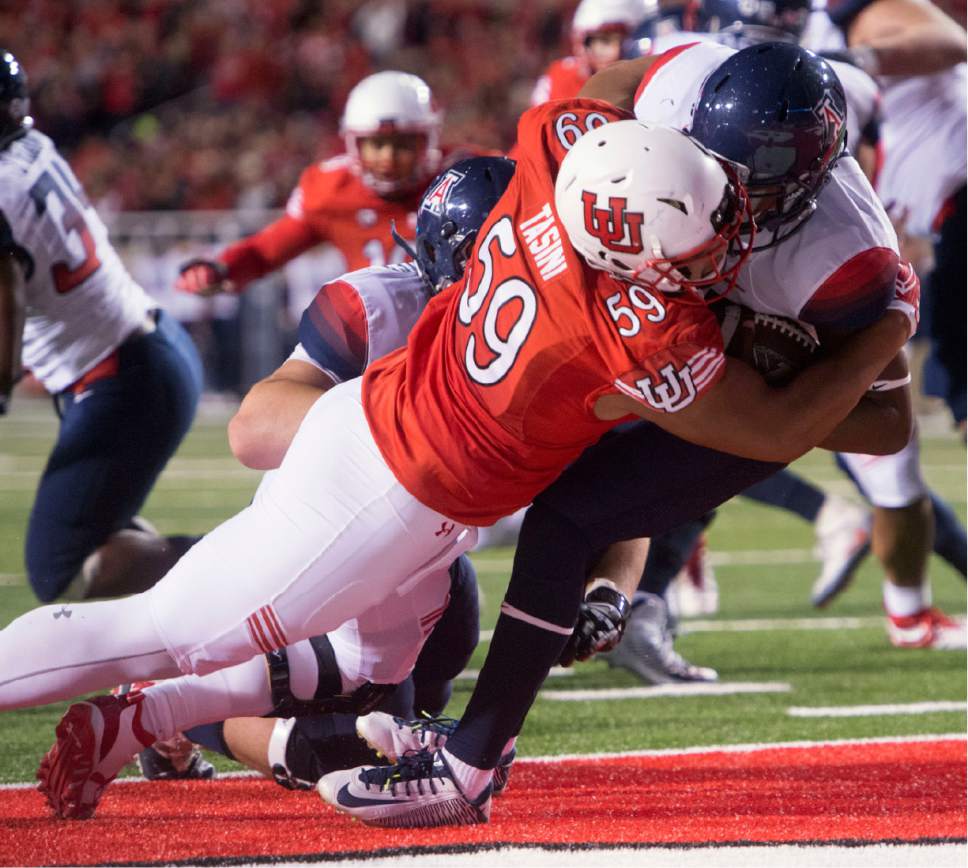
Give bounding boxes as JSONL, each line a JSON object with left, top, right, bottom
{"left": 530, "top": 57, "right": 591, "bottom": 105}
{"left": 219, "top": 155, "right": 421, "bottom": 287}
{"left": 363, "top": 100, "right": 726, "bottom": 526}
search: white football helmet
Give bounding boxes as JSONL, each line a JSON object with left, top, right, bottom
{"left": 341, "top": 71, "right": 443, "bottom": 196}
{"left": 554, "top": 120, "right": 753, "bottom": 296}
{"left": 572, "top": 0, "right": 653, "bottom": 48}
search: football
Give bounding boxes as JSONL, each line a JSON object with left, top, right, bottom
{"left": 717, "top": 302, "right": 820, "bottom": 386}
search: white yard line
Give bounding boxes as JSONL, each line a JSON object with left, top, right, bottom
{"left": 788, "top": 701, "right": 967, "bottom": 718}
{"left": 540, "top": 682, "right": 793, "bottom": 701}
{"left": 478, "top": 615, "right": 887, "bottom": 643}
{"left": 256, "top": 843, "right": 967, "bottom": 868}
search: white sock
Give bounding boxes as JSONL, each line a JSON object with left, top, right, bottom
{"left": 139, "top": 636, "right": 325, "bottom": 739}
{"left": 0, "top": 594, "right": 179, "bottom": 711}
{"left": 883, "top": 580, "right": 930, "bottom": 618}
{"left": 442, "top": 748, "right": 493, "bottom": 800}
{"left": 141, "top": 654, "right": 274, "bottom": 740}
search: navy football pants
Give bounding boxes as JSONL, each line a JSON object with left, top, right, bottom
{"left": 26, "top": 310, "right": 202, "bottom": 601}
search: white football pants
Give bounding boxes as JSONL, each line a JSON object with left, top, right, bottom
{"left": 0, "top": 379, "right": 475, "bottom": 710}
{"left": 838, "top": 426, "right": 927, "bottom": 509}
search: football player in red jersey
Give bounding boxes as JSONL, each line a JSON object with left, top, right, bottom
{"left": 1, "top": 102, "right": 913, "bottom": 826}
{"left": 530, "top": 0, "right": 650, "bottom": 105}
{"left": 174, "top": 71, "right": 446, "bottom": 295}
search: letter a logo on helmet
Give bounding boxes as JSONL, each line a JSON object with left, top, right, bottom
{"left": 581, "top": 191, "right": 645, "bottom": 255}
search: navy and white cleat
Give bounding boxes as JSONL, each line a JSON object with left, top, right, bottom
{"left": 356, "top": 711, "right": 515, "bottom": 795}
{"left": 356, "top": 711, "right": 456, "bottom": 762}
{"left": 318, "top": 749, "right": 491, "bottom": 827}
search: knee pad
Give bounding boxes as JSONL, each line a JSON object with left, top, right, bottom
{"left": 267, "top": 713, "right": 382, "bottom": 789}
{"left": 838, "top": 436, "right": 927, "bottom": 509}
{"left": 266, "top": 634, "right": 396, "bottom": 718}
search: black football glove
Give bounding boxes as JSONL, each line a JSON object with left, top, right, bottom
{"left": 559, "top": 583, "right": 631, "bottom": 667}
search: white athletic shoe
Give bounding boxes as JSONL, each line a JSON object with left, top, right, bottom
{"left": 887, "top": 608, "right": 968, "bottom": 650}
{"left": 666, "top": 536, "right": 719, "bottom": 619}
{"left": 356, "top": 712, "right": 515, "bottom": 794}
{"left": 357, "top": 712, "right": 455, "bottom": 762}
{"left": 811, "top": 496, "right": 872, "bottom": 608}
{"left": 37, "top": 692, "right": 156, "bottom": 819}
{"left": 318, "top": 749, "right": 491, "bottom": 827}
{"left": 603, "top": 593, "right": 718, "bottom": 684}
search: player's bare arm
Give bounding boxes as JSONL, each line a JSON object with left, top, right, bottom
{"left": 597, "top": 309, "right": 911, "bottom": 464}
{"left": 846, "top": 0, "right": 967, "bottom": 76}
{"left": 228, "top": 359, "right": 337, "bottom": 470}
{"left": 0, "top": 253, "right": 25, "bottom": 415}
{"left": 590, "top": 537, "right": 650, "bottom": 602}
{"left": 578, "top": 55, "right": 658, "bottom": 109}
{"left": 817, "top": 352, "right": 913, "bottom": 452}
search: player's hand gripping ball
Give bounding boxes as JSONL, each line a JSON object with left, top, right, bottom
{"left": 717, "top": 302, "right": 819, "bottom": 386}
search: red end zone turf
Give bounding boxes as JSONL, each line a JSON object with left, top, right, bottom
{"left": 1, "top": 738, "right": 964, "bottom": 866}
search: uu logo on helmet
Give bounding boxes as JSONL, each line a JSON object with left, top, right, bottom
{"left": 422, "top": 169, "right": 465, "bottom": 216}
{"left": 581, "top": 191, "right": 645, "bottom": 255}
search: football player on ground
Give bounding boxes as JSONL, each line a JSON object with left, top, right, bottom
{"left": 0, "top": 50, "right": 203, "bottom": 603}
{"left": 1, "top": 94, "right": 912, "bottom": 830}
{"left": 315, "top": 49, "right": 920, "bottom": 827}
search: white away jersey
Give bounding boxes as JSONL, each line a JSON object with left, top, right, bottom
{"left": 635, "top": 41, "right": 898, "bottom": 329}
{"left": 802, "top": 10, "right": 968, "bottom": 235}
{"left": 876, "top": 66, "right": 967, "bottom": 236}
{"left": 0, "top": 131, "right": 153, "bottom": 392}
{"left": 293, "top": 262, "right": 430, "bottom": 381}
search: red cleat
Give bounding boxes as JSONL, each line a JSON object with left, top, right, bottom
{"left": 37, "top": 693, "right": 155, "bottom": 819}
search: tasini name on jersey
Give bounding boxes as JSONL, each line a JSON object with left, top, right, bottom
{"left": 519, "top": 203, "right": 568, "bottom": 283}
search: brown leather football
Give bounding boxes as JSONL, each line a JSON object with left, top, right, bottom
{"left": 718, "top": 302, "right": 820, "bottom": 386}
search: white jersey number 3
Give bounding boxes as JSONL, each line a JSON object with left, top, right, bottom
{"left": 458, "top": 216, "right": 537, "bottom": 385}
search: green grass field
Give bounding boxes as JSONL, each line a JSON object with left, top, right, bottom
{"left": 1, "top": 397, "right": 965, "bottom": 784}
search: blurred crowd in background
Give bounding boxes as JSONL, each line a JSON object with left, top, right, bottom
{"left": 0, "top": 0, "right": 573, "bottom": 214}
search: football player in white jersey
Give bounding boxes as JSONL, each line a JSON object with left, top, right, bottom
{"left": 614, "top": 8, "right": 885, "bottom": 677}
{"left": 585, "top": 39, "right": 965, "bottom": 649}
{"left": 0, "top": 50, "right": 204, "bottom": 603}
{"left": 810, "top": 0, "right": 967, "bottom": 643}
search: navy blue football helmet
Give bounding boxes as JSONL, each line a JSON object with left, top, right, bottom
{"left": 689, "top": 43, "right": 847, "bottom": 248}
{"left": 0, "top": 50, "right": 31, "bottom": 148}
{"left": 395, "top": 156, "right": 515, "bottom": 293}
{"left": 697, "top": 0, "right": 812, "bottom": 45}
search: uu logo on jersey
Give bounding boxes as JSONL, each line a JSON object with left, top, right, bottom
{"left": 581, "top": 191, "right": 645, "bottom": 255}
{"left": 421, "top": 169, "right": 465, "bottom": 216}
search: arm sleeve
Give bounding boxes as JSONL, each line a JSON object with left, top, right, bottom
{"left": 219, "top": 213, "right": 321, "bottom": 288}
{"left": 296, "top": 279, "right": 370, "bottom": 383}
{"left": 799, "top": 246, "right": 897, "bottom": 331}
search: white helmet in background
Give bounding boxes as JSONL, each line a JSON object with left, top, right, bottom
{"left": 572, "top": 0, "right": 651, "bottom": 52}
{"left": 554, "top": 120, "right": 753, "bottom": 296}
{"left": 341, "top": 71, "right": 443, "bottom": 196}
